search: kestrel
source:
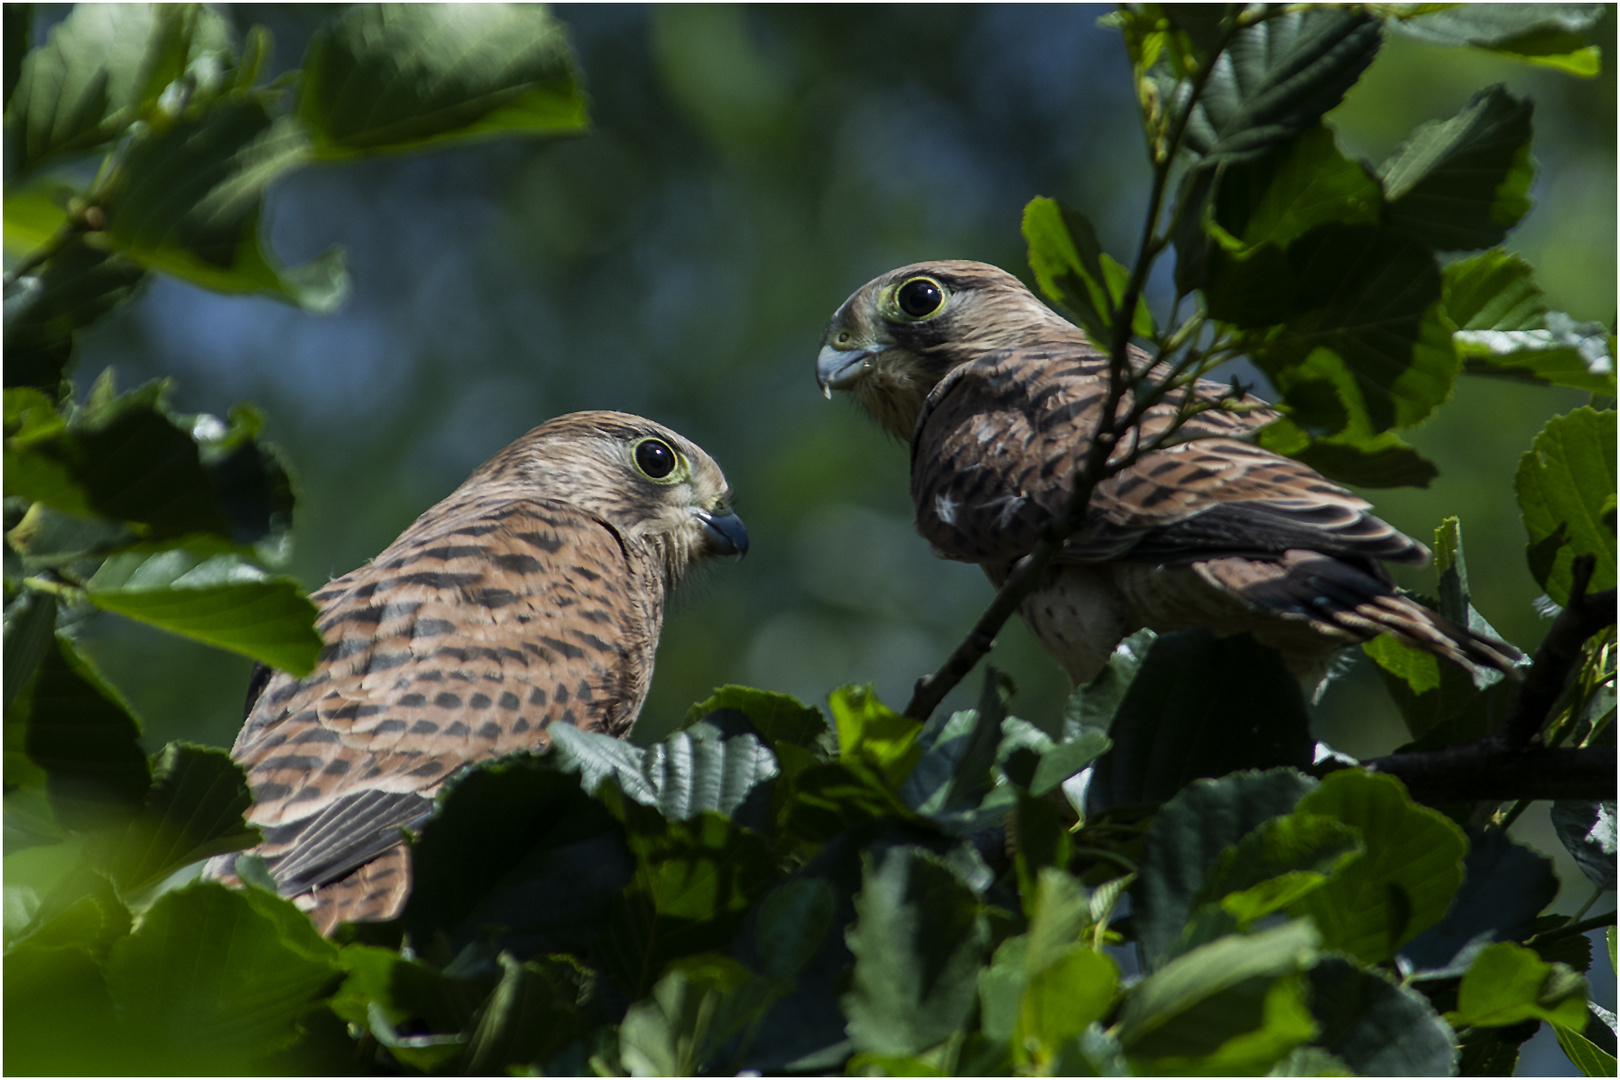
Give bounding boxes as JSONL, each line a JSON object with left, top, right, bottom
{"left": 204, "top": 411, "right": 747, "bottom": 934}
{"left": 816, "top": 259, "right": 1519, "bottom": 687}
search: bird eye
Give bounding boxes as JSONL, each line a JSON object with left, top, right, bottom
{"left": 633, "top": 438, "right": 678, "bottom": 480}
{"left": 896, "top": 276, "right": 945, "bottom": 319}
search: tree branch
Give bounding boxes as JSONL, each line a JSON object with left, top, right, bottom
{"left": 1365, "top": 554, "right": 1617, "bottom": 804}
{"left": 1497, "top": 555, "right": 1615, "bottom": 749}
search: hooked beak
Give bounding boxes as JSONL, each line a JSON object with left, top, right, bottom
{"left": 816, "top": 342, "right": 888, "bottom": 398}
{"left": 697, "top": 508, "right": 749, "bottom": 559}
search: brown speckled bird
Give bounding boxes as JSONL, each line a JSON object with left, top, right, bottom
{"left": 816, "top": 259, "right": 1519, "bottom": 686}
{"left": 204, "top": 411, "right": 747, "bottom": 934}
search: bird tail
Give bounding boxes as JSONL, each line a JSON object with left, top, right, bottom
{"left": 1197, "top": 550, "right": 1525, "bottom": 679}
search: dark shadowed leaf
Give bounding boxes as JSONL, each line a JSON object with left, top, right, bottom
{"left": 1258, "top": 417, "right": 1438, "bottom": 489}
{"left": 403, "top": 756, "right": 631, "bottom": 958}
{"left": 2, "top": 239, "right": 147, "bottom": 390}
{"left": 1133, "top": 768, "right": 1318, "bottom": 970}
{"left": 299, "top": 4, "right": 588, "bottom": 157}
{"left": 101, "top": 98, "right": 347, "bottom": 312}
{"left": 3, "top": 588, "right": 57, "bottom": 716}
{"left": 1307, "top": 957, "right": 1457, "bottom": 1076}
{"left": 842, "top": 845, "right": 988, "bottom": 1057}
{"left": 619, "top": 954, "right": 757, "bottom": 1077}
{"left": 1086, "top": 632, "right": 1314, "bottom": 815}
{"left": 1249, "top": 224, "right": 1455, "bottom": 434}
{"left": 1381, "top": 85, "right": 1534, "bottom": 251}
{"left": 1174, "top": 9, "right": 1381, "bottom": 164}
{"left": 1515, "top": 407, "right": 1617, "bottom": 605}
{"left": 1288, "top": 771, "right": 1467, "bottom": 964}
{"left": 599, "top": 794, "right": 778, "bottom": 999}
{"left": 18, "top": 633, "right": 150, "bottom": 830}
{"left": 1400, "top": 826, "right": 1560, "bottom": 976}
{"left": 1550, "top": 801, "right": 1617, "bottom": 890}
{"left": 463, "top": 953, "right": 599, "bottom": 1075}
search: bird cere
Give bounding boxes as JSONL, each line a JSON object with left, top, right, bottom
{"left": 817, "top": 259, "right": 1522, "bottom": 689}
{"left": 204, "top": 411, "right": 745, "bottom": 934}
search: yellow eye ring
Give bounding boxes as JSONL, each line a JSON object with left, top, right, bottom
{"left": 892, "top": 276, "right": 947, "bottom": 320}
{"left": 632, "top": 437, "right": 687, "bottom": 483}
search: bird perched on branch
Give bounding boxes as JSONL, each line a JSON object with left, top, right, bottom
{"left": 816, "top": 259, "right": 1519, "bottom": 688}
{"left": 204, "top": 411, "right": 747, "bottom": 934}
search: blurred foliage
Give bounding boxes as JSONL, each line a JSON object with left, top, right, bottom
{"left": 4, "top": 3, "right": 1617, "bottom": 1077}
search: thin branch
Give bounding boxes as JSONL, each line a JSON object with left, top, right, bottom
{"left": 1497, "top": 555, "right": 1616, "bottom": 749}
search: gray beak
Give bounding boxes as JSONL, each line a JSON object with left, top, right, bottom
{"left": 816, "top": 343, "right": 887, "bottom": 398}
{"left": 698, "top": 509, "right": 749, "bottom": 559}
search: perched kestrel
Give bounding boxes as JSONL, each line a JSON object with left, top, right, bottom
{"left": 816, "top": 259, "right": 1519, "bottom": 686}
{"left": 205, "top": 411, "right": 747, "bottom": 934}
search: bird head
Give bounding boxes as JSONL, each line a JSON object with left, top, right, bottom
{"left": 816, "top": 259, "right": 1077, "bottom": 439}
{"left": 474, "top": 411, "right": 747, "bottom": 589}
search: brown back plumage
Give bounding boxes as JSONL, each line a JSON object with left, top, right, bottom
{"left": 205, "top": 411, "right": 745, "bottom": 934}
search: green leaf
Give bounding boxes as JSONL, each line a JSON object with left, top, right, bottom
{"left": 3, "top": 588, "right": 56, "bottom": 716}
{"left": 104, "top": 742, "right": 258, "bottom": 892}
{"left": 1445, "top": 249, "right": 1616, "bottom": 394}
{"left": 1449, "top": 941, "right": 1589, "bottom": 1029}
{"left": 1210, "top": 124, "right": 1383, "bottom": 252}
{"left": 1062, "top": 627, "right": 1152, "bottom": 734}
{"left": 1249, "top": 225, "right": 1456, "bottom": 434}
{"left": 1022, "top": 196, "right": 1152, "bottom": 345}
{"left": 17, "top": 633, "right": 150, "bottom": 830}
{"left": 619, "top": 954, "right": 755, "bottom": 1077}
{"left": 1133, "top": 768, "right": 1319, "bottom": 970}
{"left": 601, "top": 798, "right": 777, "bottom": 999}
{"left": 1257, "top": 417, "right": 1439, "bottom": 489}
{"left": 1086, "top": 631, "right": 1314, "bottom": 816}
{"left": 1306, "top": 957, "right": 1457, "bottom": 1076}
{"left": 1204, "top": 814, "right": 1363, "bottom": 928}
{"left": 683, "top": 684, "right": 835, "bottom": 760}
{"left": 3, "top": 936, "right": 126, "bottom": 1073}
{"left": 463, "top": 953, "right": 599, "bottom": 1075}
{"left": 1116, "top": 920, "right": 1321, "bottom": 1072}
{"left": 828, "top": 683, "right": 923, "bottom": 787}
{"left": 551, "top": 715, "right": 778, "bottom": 823}
{"left": 1556, "top": 1019, "right": 1620, "bottom": 1077}
{"left": 1287, "top": 771, "right": 1467, "bottom": 964}
{"left": 1020, "top": 946, "right": 1121, "bottom": 1064}
{"left": 1399, "top": 826, "right": 1559, "bottom": 975}
{"left": 1388, "top": 5, "right": 1605, "bottom": 76}
{"left": 1381, "top": 85, "right": 1535, "bottom": 252}
{"left": 4, "top": 3, "right": 235, "bottom": 175}
{"left": 298, "top": 4, "right": 588, "bottom": 157}
{"left": 101, "top": 98, "right": 348, "bottom": 312}
{"left": 1516, "top": 407, "right": 1617, "bottom": 605}
{"left": 779, "top": 757, "right": 917, "bottom": 847}
{"left": 1175, "top": 9, "right": 1381, "bottom": 164}
{"left": 1550, "top": 800, "right": 1617, "bottom": 890}
{"left": 84, "top": 550, "right": 320, "bottom": 674}
{"left": 2, "top": 238, "right": 147, "bottom": 391}
{"left": 843, "top": 845, "right": 988, "bottom": 1057}
{"left": 102, "top": 882, "right": 341, "bottom": 1071}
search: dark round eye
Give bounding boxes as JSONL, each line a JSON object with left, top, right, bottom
{"left": 635, "top": 438, "right": 677, "bottom": 479}
{"left": 897, "top": 277, "right": 944, "bottom": 318}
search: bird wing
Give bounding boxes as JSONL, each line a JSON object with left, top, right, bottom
{"left": 911, "top": 345, "right": 1427, "bottom": 569}
{"left": 233, "top": 494, "right": 660, "bottom": 896}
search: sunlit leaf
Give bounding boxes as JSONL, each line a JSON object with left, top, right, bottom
{"left": 1448, "top": 941, "right": 1589, "bottom": 1029}
{"left": 1515, "top": 407, "right": 1617, "bottom": 605}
